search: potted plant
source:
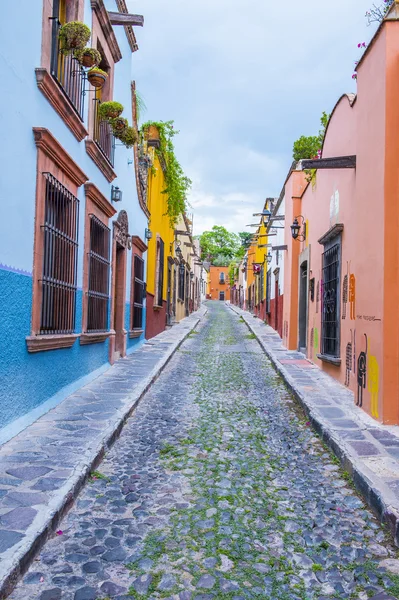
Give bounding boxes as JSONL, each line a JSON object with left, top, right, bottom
{"left": 144, "top": 124, "right": 160, "bottom": 143}
{"left": 59, "top": 21, "right": 91, "bottom": 54}
{"left": 98, "top": 101, "right": 124, "bottom": 120}
{"left": 118, "top": 126, "right": 138, "bottom": 149}
{"left": 111, "top": 117, "right": 129, "bottom": 136}
{"left": 87, "top": 67, "right": 108, "bottom": 88}
{"left": 74, "top": 47, "right": 102, "bottom": 68}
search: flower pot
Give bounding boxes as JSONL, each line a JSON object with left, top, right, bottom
{"left": 112, "top": 118, "right": 128, "bottom": 133}
{"left": 147, "top": 125, "right": 160, "bottom": 141}
{"left": 88, "top": 70, "right": 107, "bottom": 88}
{"left": 80, "top": 52, "right": 97, "bottom": 68}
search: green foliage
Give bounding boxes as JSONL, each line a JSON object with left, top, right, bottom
{"left": 59, "top": 21, "right": 91, "bottom": 54}
{"left": 135, "top": 90, "right": 147, "bottom": 123}
{"left": 141, "top": 120, "right": 192, "bottom": 227}
{"left": 292, "top": 135, "right": 320, "bottom": 162}
{"left": 110, "top": 117, "right": 129, "bottom": 136}
{"left": 199, "top": 226, "right": 241, "bottom": 263}
{"left": 118, "top": 126, "right": 138, "bottom": 149}
{"left": 73, "top": 47, "right": 102, "bottom": 67}
{"left": 98, "top": 101, "right": 124, "bottom": 120}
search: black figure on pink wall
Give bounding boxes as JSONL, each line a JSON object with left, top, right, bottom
{"left": 345, "top": 330, "right": 353, "bottom": 387}
{"left": 342, "top": 262, "right": 349, "bottom": 320}
{"left": 357, "top": 334, "right": 368, "bottom": 408}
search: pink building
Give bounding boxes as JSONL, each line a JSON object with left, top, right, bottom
{"left": 283, "top": 4, "right": 399, "bottom": 424}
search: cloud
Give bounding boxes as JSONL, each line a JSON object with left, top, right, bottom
{"left": 128, "top": 0, "right": 375, "bottom": 233}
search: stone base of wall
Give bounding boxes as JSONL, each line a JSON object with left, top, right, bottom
{"left": 145, "top": 293, "right": 167, "bottom": 339}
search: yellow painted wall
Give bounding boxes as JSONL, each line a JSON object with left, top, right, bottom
{"left": 146, "top": 150, "right": 175, "bottom": 301}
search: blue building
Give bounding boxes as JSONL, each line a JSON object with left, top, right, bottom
{"left": 0, "top": 0, "right": 149, "bottom": 443}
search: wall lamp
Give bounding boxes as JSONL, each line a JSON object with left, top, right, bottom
{"left": 266, "top": 251, "right": 273, "bottom": 264}
{"left": 290, "top": 216, "right": 307, "bottom": 242}
{"left": 145, "top": 228, "right": 152, "bottom": 240}
{"left": 111, "top": 185, "right": 123, "bottom": 203}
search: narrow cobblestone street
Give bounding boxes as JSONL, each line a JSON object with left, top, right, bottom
{"left": 9, "top": 303, "right": 399, "bottom": 600}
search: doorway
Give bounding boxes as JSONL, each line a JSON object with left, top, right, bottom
{"left": 298, "top": 260, "right": 308, "bottom": 353}
{"left": 166, "top": 261, "right": 172, "bottom": 325}
{"left": 219, "top": 292, "right": 225, "bottom": 301}
{"left": 113, "top": 243, "right": 126, "bottom": 360}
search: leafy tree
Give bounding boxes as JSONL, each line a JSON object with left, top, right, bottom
{"left": 292, "top": 135, "right": 320, "bottom": 162}
{"left": 199, "top": 226, "right": 241, "bottom": 263}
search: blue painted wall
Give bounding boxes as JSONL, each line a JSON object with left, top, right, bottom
{"left": 0, "top": 0, "right": 149, "bottom": 437}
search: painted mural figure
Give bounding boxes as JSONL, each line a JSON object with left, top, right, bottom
{"left": 356, "top": 334, "right": 367, "bottom": 407}
{"left": 345, "top": 329, "right": 353, "bottom": 387}
{"left": 349, "top": 273, "right": 356, "bottom": 320}
{"left": 368, "top": 353, "right": 379, "bottom": 419}
{"left": 342, "top": 262, "right": 349, "bottom": 319}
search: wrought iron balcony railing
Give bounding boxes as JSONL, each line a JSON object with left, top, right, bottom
{"left": 50, "top": 19, "right": 85, "bottom": 120}
{"left": 93, "top": 100, "right": 115, "bottom": 167}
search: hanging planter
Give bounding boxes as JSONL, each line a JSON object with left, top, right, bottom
{"left": 98, "top": 101, "right": 124, "bottom": 120}
{"left": 59, "top": 21, "right": 91, "bottom": 54}
{"left": 118, "top": 126, "right": 138, "bottom": 149}
{"left": 74, "top": 47, "right": 102, "bottom": 68}
{"left": 143, "top": 124, "right": 160, "bottom": 145}
{"left": 111, "top": 117, "right": 129, "bottom": 137}
{"left": 87, "top": 67, "right": 108, "bottom": 88}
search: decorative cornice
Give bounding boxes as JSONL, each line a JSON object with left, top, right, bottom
{"left": 131, "top": 235, "right": 148, "bottom": 253}
{"left": 91, "top": 0, "right": 122, "bottom": 63}
{"left": 318, "top": 223, "right": 344, "bottom": 246}
{"left": 26, "top": 334, "right": 79, "bottom": 353}
{"left": 84, "top": 182, "right": 116, "bottom": 218}
{"left": 131, "top": 82, "right": 150, "bottom": 218}
{"left": 33, "top": 127, "right": 88, "bottom": 186}
{"left": 115, "top": 0, "right": 139, "bottom": 52}
{"left": 35, "top": 69, "right": 88, "bottom": 142}
{"left": 85, "top": 139, "right": 117, "bottom": 182}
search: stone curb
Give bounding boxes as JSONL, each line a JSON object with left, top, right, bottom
{"left": 228, "top": 304, "right": 399, "bottom": 547}
{"left": 0, "top": 307, "right": 208, "bottom": 600}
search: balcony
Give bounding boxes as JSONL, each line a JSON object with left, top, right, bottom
{"left": 93, "top": 99, "right": 115, "bottom": 167}
{"left": 50, "top": 19, "right": 85, "bottom": 120}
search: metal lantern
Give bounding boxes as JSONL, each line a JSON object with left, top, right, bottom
{"left": 290, "top": 216, "right": 306, "bottom": 242}
{"left": 266, "top": 251, "right": 273, "bottom": 264}
{"left": 111, "top": 185, "right": 123, "bottom": 203}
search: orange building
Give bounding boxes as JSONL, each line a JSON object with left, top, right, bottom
{"left": 208, "top": 266, "right": 230, "bottom": 301}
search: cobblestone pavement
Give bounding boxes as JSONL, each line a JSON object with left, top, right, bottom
{"left": 9, "top": 303, "right": 399, "bottom": 600}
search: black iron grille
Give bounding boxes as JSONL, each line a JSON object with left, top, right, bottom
{"left": 132, "top": 254, "right": 145, "bottom": 329}
{"left": 87, "top": 215, "right": 111, "bottom": 332}
{"left": 93, "top": 100, "right": 115, "bottom": 166}
{"left": 266, "top": 269, "right": 271, "bottom": 313}
{"left": 50, "top": 16, "right": 85, "bottom": 119}
{"left": 321, "top": 244, "right": 340, "bottom": 357}
{"left": 40, "top": 173, "right": 79, "bottom": 335}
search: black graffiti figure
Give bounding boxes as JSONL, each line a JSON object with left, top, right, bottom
{"left": 357, "top": 334, "right": 368, "bottom": 407}
{"left": 345, "top": 329, "right": 353, "bottom": 387}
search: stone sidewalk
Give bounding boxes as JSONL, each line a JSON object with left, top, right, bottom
{"left": 229, "top": 304, "right": 399, "bottom": 545}
{"left": 0, "top": 306, "right": 206, "bottom": 599}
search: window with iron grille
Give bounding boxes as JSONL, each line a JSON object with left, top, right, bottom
{"left": 219, "top": 272, "right": 225, "bottom": 284}
{"left": 266, "top": 269, "right": 271, "bottom": 313}
{"left": 321, "top": 242, "right": 341, "bottom": 357}
{"left": 87, "top": 215, "right": 110, "bottom": 332}
{"left": 178, "top": 264, "right": 185, "bottom": 300}
{"left": 155, "top": 238, "right": 165, "bottom": 306}
{"left": 50, "top": 1, "right": 85, "bottom": 119}
{"left": 40, "top": 173, "right": 79, "bottom": 334}
{"left": 260, "top": 265, "right": 265, "bottom": 301}
{"left": 132, "top": 254, "right": 145, "bottom": 329}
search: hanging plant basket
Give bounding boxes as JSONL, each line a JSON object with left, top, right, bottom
{"left": 74, "top": 47, "right": 102, "bottom": 68}
{"left": 98, "top": 101, "right": 124, "bottom": 120}
{"left": 118, "top": 126, "right": 138, "bottom": 149}
{"left": 87, "top": 67, "right": 108, "bottom": 88}
{"left": 59, "top": 21, "right": 91, "bottom": 54}
{"left": 111, "top": 117, "right": 129, "bottom": 137}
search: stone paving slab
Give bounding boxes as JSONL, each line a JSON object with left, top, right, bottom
{"left": 0, "top": 307, "right": 206, "bottom": 599}
{"left": 229, "top": 304, "right": 399, "bottom": 545}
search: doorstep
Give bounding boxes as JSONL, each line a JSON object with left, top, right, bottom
{"left": 229, "top": 304, "right": 399, "bottom": 546}
{"left": 0, "top": 306, "right": 207, "bottom": 599}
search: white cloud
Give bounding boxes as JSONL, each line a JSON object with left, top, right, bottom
{"left": 128, "top": 0, "right": 375, "bottom": 235}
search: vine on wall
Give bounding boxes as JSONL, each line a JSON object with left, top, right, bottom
{"left": 140, "top": 120, "right": 192, "bottom": 227}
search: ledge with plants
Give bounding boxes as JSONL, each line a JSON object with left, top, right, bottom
{"left": 140, "top": 120, "right": 192, "bottom": 227}
{"left": 97, "top": 101, "right": 138, "bottom": 149}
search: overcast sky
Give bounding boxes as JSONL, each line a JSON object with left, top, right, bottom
{"left": 128, "top": 0, "right": 375, "bottom": 235}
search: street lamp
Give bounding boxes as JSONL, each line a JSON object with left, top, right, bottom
{"left": 111, "top": 185, "right": 123, "bottom": 203}
{"left": 290, "top": 216, "right": 306, "bottom": 242}
{"left": 266, "top": 251, "right": 273, "bottom": 264}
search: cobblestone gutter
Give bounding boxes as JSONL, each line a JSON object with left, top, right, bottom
{"left": 0, "top": 307, "right": 207, "bottom": 600}
{"left": 229, "top": 304, "right": 399, "bottom": 547}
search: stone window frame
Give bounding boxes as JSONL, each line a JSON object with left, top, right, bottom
{"left": 129, "top": 236, "right": 148, "bottom": 338}
{"left": 27, "top": 128, "right": 88, "bottom": 353}
{"left": 80, "top": 183, "right": 116, "bottom": 345}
